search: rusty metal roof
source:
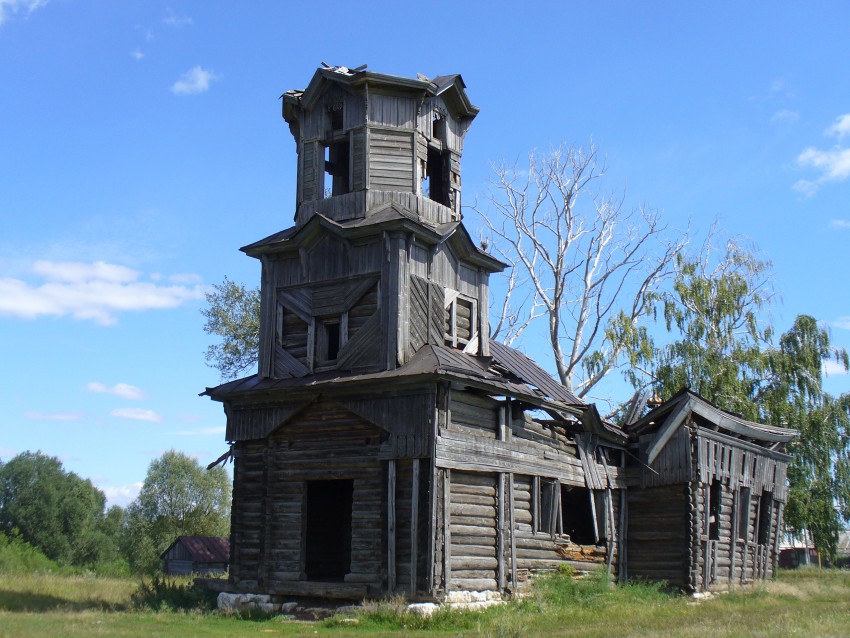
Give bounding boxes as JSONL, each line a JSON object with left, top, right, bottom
{"left": 488, "top": 339, "right": 583, "bottom": 405}
{"left": 161, "top": 536, "right": 229, "bottom": 563}
{"left": 204, "top": 342, "right": 581, "bottom": 410}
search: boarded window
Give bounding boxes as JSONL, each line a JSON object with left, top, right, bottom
{"left": 444, "top": 294, "right": 476, "bottom": 348}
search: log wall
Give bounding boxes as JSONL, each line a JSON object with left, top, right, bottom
{"left": 229, "top": 400, "right": 388, "bottom": 592}
{"left": 229, "top": 440, "right": 266, "bottom": 589}
{"left": 626, "top": 483, "right": 690, "bottom": 588}
{"left": 448, "top": 471, "right": 498, "bottom": 591}
{"left": 694, "top": 480, "right": 783, "bottom": 590}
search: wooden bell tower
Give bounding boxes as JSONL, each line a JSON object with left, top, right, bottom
{"left": 282, "top": 64, "right": 479, "bottom": 228}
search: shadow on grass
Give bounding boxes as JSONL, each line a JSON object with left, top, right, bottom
{"left": 0, "top": 590, "right": 130, "bottom": 613}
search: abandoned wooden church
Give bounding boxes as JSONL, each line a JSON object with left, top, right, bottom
{"left": 204, "top": 65, "right": 796, "bottom": 599}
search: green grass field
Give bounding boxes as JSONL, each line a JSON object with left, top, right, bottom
{"left": 0, "top": 569, "right": 848, "bottom": 638}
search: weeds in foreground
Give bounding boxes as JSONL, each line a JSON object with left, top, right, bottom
{"left": 131, "top": 574, "right": 218, "bottom": 612}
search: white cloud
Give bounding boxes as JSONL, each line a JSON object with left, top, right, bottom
{"left": 828, "top": 219, "right": 850, "bottom": 230}
{"left": 792, "top": 179, "right": 819, "bottom": 197}
{"left": 131, "top": 48, "right": 144, "bottom": 61}
{"left": 169, "top": 272, "right": 203, "bottom": 285}
{"left": 110, "top": 407, "right": 162, "bottom": 423}
{"left": 798, "top": 147, "right": 850, "bottom": 181}
{"left": 171, "top": 66, "right": 220, "bottom": 95}
{"left": 795, "top": 146, "right": 850, "bottom": 195}
{"left": 100, "top": 482, "right": 143, "bottom": 507}
{"left": 171, "top": 66, "right": 221, "bottom": 95}
{"left": 24, "top": 411, "right": 84, "bottom": 421}
{"left": 832, "top": 316, "right": 850, "bottom": 330}
{"left": 0, "top": 260, "right": 204, "bottom": 325}
{"left": 170, "top": 426, "right": 226, "bottom": 436}
{"left": 823, "top": 359, "right": 849, "bottom": 377}
{"left": 0, "top": 0, "right": 49, "bottom": 27}
{"left": 87, "top": 382, "right": 146, "bottom": 401}
{"left": 795, "top": 114, "right": 850, "bottom": 195}
{"left": 827, "top": 114, "right": 850, "bottom": 140}
{"left": 33, "top": 260, "right": 139, "bottom": 283}
{"left": 770, "top": 109, "right": 799, "bottom": 126}
{"left": 163, "top": 7, "right": 192, "bottom": 27}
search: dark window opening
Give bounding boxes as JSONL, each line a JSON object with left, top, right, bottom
{"left": 432, "top": 113, "right": 446, "bottom": 143}
{"left": 757, "top": 491, "right": 773, "bottom": 545}
{"left": 708, "top": 480, "right": 722, "bottom": 541}
{"left": 562, "top": 485, "right": 596, "bottom": 545}
{"left": 325, "top": 320, "right": 341, "bottom": 360}
{"left": 329, "top": 103, "right": 344, "bottom": 131}
{"left": 305, "top": 479, "right": 353, "bottom": 580}
{"left": 426, "top": 147, "right": 450, "bottom": 206}
{"left": 324, "top": 140, "right": 350, "bottom": 197}
{"left": 737, "top": 487, "right": 751, "bottom": 541}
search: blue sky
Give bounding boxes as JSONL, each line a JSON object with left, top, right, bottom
{"left": 1, "top": 1, "right": 848, "bottom": 507}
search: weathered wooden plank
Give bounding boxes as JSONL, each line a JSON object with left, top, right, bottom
{"left": 388, "top": 459, "right": 396, "bottom": 593}
{"left": 410, "top": 458, "right": 419, "bottom": 594}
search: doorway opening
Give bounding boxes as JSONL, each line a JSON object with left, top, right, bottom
{"left": 305, "top": 479, "right": 353, "bottom": 580}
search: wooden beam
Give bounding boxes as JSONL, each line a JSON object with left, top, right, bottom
{"left": 443, "top": 469, "right": 451, "bottom": 592}
{"left": 497, "top": 473, "right": 505, "bottom": 590}
{"left": 605, "top": 488, "right": 615, "bottom": 578}
{"left": 647, "top": 396, "right": 691, "bottom": 466}
{"left": 508, "top": 473, "right": 517, "bottom": 589}
{"left": 730, "top": 489, "right": 739, "bottom": 585}
{"left": 388, "top": 459, "right": 396, "bottom": 594}
{"left": 618, "top": 488, "right": 627, "bottom": 584}
{"left": 410, "top": 458, "right": 419, "bottom": 594}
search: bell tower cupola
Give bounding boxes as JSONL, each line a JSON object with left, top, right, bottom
{"left": 282, "top": 64, "right": 479, "bottom": 228}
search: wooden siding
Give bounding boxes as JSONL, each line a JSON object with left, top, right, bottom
{"left": 695, "top": 431, "right": 788, "bottom": 501}
{"left": 418, "top": 96, "right": 466, "bottom": 154}
{"left": 279, "top": 307, "right": 309, "bottom": 367}
{"left": 300, "top": 141, "right": 321, "bottom": 203}
{"left": 408, "top": 275, "right": 446, "bottom": 355}
{"left": 367, "top": 94, "right": 417, "bottom": 129}
{"left": 350, "top": 128, "right": 366, "bottom": 192}
{"left": 368, "top": 129, "right": 414, "bottom": 191}
{"left": 639, "top": 426, "right": 692, "bottom": 487}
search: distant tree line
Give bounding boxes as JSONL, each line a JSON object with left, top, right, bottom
{"left": 0, "top": 450, "right": 230, "bottom": 575}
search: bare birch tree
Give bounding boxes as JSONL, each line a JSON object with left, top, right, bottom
{"left": 473, "top": 143, "right": 686, "bottom": 399}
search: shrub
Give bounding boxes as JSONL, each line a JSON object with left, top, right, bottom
{"left": 0, "top": 531, "right": 61, "bottom": 574}
{"left": 131, "top": 574, "right": 217, "bottom": 612}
